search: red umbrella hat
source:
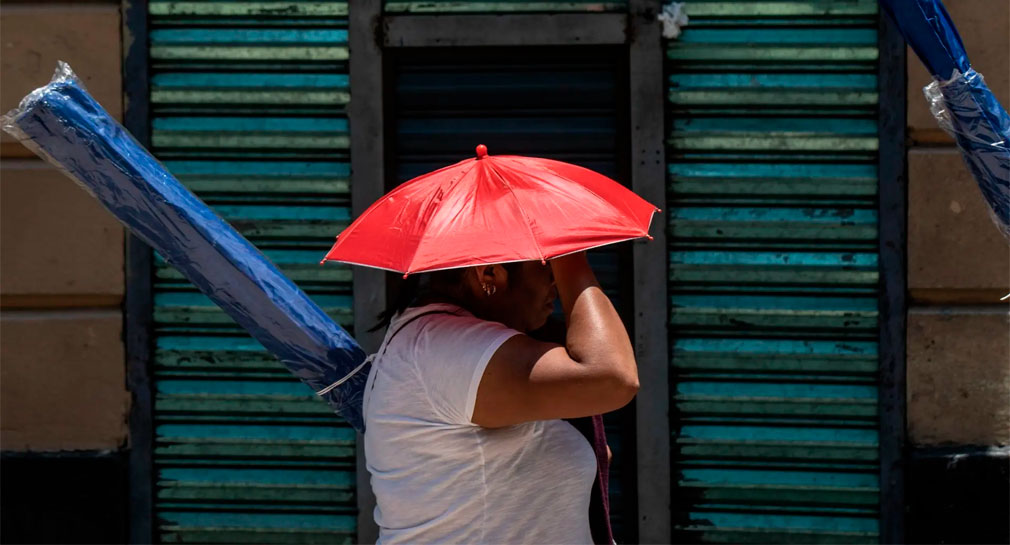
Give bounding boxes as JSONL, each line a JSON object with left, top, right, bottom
{"left": 321, "top": 144, "right": 660, "bottom": 276}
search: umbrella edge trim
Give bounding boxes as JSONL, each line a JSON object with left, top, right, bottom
{"left": 320, "top": 208, "right": 660, "bottom": 276}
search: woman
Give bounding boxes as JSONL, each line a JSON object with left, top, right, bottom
{"left": 362, "top": 251, "right": 639, "bottom": 544}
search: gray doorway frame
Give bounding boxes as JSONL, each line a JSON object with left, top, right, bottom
{"left": 877, "top": 11, "right": 908, "bottom": 545}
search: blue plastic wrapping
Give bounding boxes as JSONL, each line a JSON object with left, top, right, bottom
{"left": 879, "top": 0, "right": 969, "bottom": 80}
{"left": 924, "top": 69, "right": 1010, "bottom": 237}
{"left": 1, "top": 62, "right": 369, "bottom": 431}
{"left": 880, "top": 0, "right": 1010, "bottom": 239}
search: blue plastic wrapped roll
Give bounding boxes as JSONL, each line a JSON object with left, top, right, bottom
{"left": 880, "top": 0, "right": 1010, "bottom": 238}
{"left": 1, "top": 62, "right": 369, "bottom": 431}
{"left": 879, "top": 0, "right": 969, "bottom": 80}
{"left": 924, "top": 69, "right": 1010, "bottom": 238}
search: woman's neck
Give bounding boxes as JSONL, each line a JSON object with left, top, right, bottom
{"left": 414, "top": 285, "right": 470, "bottom": 313}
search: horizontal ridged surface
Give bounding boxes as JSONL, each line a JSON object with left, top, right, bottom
{"left": 667, "top": 1, "right": 881, "bottom": 542}
{"left": 150, "top": 2, "right": 354, "bottom": 543}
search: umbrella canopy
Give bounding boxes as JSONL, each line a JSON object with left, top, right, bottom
{"left": 880, "top": 0, "right": 1010, "bottom": 238}
{"left": 322, "top": 144, "right": 660, "bottom": 275}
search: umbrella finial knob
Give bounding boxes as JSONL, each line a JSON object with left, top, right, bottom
{"left": 475, "top": 144, "right": 488, "bottom": 159}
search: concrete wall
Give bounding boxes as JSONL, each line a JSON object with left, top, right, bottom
{"left": 0, "top": 2, "right": 129, "bottom": 452}
{"left": 905, "top": 0, "right": 1009, "bottom": 448}
{"left": 907, "top": 308, "right": 1009, "bottom": 445}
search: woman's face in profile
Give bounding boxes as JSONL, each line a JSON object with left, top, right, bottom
{"left": 499, "top": 260, "right": 557, "bottom": 333}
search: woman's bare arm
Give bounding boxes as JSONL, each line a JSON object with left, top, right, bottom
{"left": 471, "top": 252, "right": 638, "bottom": 428}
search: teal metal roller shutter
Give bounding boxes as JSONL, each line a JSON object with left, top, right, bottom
{"left": 148, "top": 2, "right": 356, "bottom": 543}
{"left": 666, "top": 1, "right": 882, "bottom": 543}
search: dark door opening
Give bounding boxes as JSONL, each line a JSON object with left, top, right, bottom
{"left": 385, "top": 45, "right": 637, "bottom": 542}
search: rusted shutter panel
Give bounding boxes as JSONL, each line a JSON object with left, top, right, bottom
{"left": 666, "top": 1, "right": 883, "bottom": 542}
{"left": 148, "top": 2, "right": 356, "bottom": 543}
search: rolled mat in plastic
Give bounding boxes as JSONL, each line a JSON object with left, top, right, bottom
{"left": 924, "top": 69, "right": 1010, "bottom": 238}
{"left": 1, "top": 61, "right": 369, "bottom": 431}
{"left": 880, "top": 0, "right": 1009, "bottom": 238}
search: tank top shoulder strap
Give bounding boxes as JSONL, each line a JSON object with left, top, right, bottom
{"left": 380, "top": 308, "right": 465, "bottom": 358}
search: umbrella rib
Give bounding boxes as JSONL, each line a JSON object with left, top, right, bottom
{"left": 402, "top": 160, "right": 482, "bottom": 276}
{"left": 322, "top": 168, "right": 419, "bottom": 266}
{"left": 501, "top": 155, "right": 656, "bottom": 228}
{"left": 325, "top": 159, "right": 479, "bottom": 269}
{"left": 485, "top": 160, "right": 547, "bottom": 264}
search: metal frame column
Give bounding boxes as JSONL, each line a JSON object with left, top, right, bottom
{"left": 628, "top": 1, "right": 672, "bottom": 542}
{"left": 349, "top": 1, "right": 386, "bottom": 542}
{"left": 877, "top": 9, "right": 908, "bottom": 544}
{"left": 122, "top": 0, "right": 154, "bottom": 541}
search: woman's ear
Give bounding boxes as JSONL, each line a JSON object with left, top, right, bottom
{"left": 473, "top": 264, "right": 507, "bottom": 293}
{"left": 474, "top": 265, "right": 494, "bottom": 285}
{"left": 489, "top": 264, "right": 509, "bottom": 291}
{"left": 467, "top": 265, "right": 493, "bottom": 295}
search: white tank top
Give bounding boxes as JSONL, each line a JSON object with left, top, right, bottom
{"left": 363, "top": 303, "right": 598, "bottom": 544}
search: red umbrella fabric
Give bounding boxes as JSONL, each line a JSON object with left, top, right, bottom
{"left": 321, "top": 144, "right": 660, "bottom": 276}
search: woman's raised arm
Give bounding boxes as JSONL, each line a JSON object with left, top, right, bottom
{"left": 471, "top": 252, "right": 638, "bottom": 428}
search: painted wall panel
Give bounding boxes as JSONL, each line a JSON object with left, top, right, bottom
{"left": 0, "top": 4, "right": 123, "bottom": 157}
{"left": 907, "top": 308, "right": 1010, "bottom": 446}
{"left": 0, "top": 4, "right": 128, "bottom": 456}
{"left": 908, "top": 149, "right": 1010, "bottom": 299}
{"left": 0, "top": 311, "right": 130, "bottom": 450}
{"left": 0, "top": 161, "right": 124, "bottom": 301}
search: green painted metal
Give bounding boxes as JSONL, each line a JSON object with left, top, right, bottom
{"left": 667, "top": 1, "right": 882, "bottom": 542}
{"left": 149, "top": 2, "right": 355, "bottom": 542}
{"left": 159, "top": 512, "right": 356, "bottom": 545}
{"left": 150, "top": 2, "right": 348, "bottom": 18}
{"left": 383, "top": 1, "right": 627, "bottom": 13}
{"left": 682, "top": 0, "right": 877, "bottom": 17}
